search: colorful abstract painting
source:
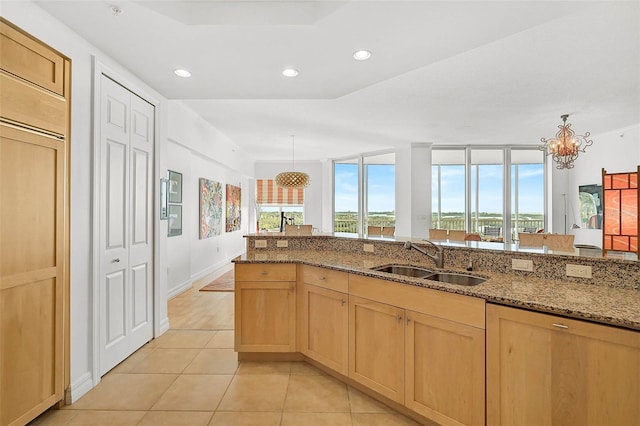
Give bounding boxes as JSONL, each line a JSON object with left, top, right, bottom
{"left": 226, "top": 184, "right": 241, "bottom": 232}
{"left": 199, "top": 178, "right": 222, "bottom": 239}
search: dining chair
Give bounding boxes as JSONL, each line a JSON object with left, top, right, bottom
{"left": 464, "top": 233, "right": 481, "bottom": 241}
{"left": 545, "top": 234, "right": 575, "bottom": 252}
{"left": 447, "top": 230, "right": 466, "bottom": 241}
{"left": 367, "top": 225, "right": 382, "bottom": 236}
{"left": 428, "top": 229, "right": 447, "bottom": 240}
{"left": 483, "top": 226, "right": 501, "bottom": 238}
{"left": 381, "top": 226, "right": 395, "bottom": 237}
{"left": 518, "top": 233, "right": 545, "bottom": 247}
{"left": 298, "top": 225, "right": 313, "bottom": 236}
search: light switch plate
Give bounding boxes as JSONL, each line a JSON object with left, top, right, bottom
{"left": 512, "top": 259, "right": 533, "bottom": 272}
{"left": 277, "top": 240, "right": 288, "bottom": 248}
{"left": 363, "top": 244, "right": 375, "bottom": 253}
{"left": 254, "top": 240, "right": 267, "bottom": 248}
{"left": 566, "top": 264, "right": 592, "bottom": 278}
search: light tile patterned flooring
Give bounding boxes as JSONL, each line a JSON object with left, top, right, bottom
{"left": 31, "top": 270, "right": 422, "bottom": 426}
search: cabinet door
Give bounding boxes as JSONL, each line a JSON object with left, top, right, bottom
{"left": 349, "top": 295, "right": 405, "bottom": 403}
{"left": 235, "top": 280, "right": 296, "bottom": 352}
{"left": 1, "top": 123, "right": 65, "bottom": 426}
{"left": 300, "top": 283, "right": 348, "bottom": 375}
{"left": 487, "top": 304, "right": 640, "bottom": 426}
{"left": 405, "top": 310, "right": 485, "bottom": 426}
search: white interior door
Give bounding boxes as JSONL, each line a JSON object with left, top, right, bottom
{"left": 99, "top": 75, "right": 154, "bottom": 375}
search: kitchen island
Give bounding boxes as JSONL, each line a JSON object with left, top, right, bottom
{"left": 234, "top": 234, "right": 639, "bottom": 426}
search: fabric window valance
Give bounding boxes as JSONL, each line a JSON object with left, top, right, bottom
{"left": 256, "top": 179, "right": 304, "bottom": 205}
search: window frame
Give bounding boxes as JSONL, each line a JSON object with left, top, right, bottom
{"left": 432, "top": 146, "right": 548, "bottom": 243}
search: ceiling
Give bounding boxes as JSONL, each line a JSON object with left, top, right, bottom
{"left": 33, "top": 0, "right": 640, "bottom": 162}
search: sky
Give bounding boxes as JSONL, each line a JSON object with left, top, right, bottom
{"left": 335, "top": 162, "right": 545, "bottom": 215}
{"left": 433, "top": 163, "right": 544, "bottom": 214}
{"left": 334, "top": 163, "right": 395, "bottom": 212}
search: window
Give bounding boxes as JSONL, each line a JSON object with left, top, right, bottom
{"left": 256, "top": 179, "right": 304, "bottom": 231}
{"left": 511, "top": 150, "right": 545, "bottom": 239}
{"left": 432, "top": 147, "right": 546, "bottom": 242}
{"left": 432, "top": 150, "right": 466, "bottom": 230}
{"left": 471, "top": 149, "right": 504, "bottom": 238}
{"left": 334, "top": 153, "right": 395, "bottom": 234}
{"left": 365, "top": 153, "right": 396, "bottom": 230}
{"left": 334, "top": 159, "right": 359, "bottom": 233}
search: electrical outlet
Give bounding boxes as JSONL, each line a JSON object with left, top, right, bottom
{"left": 512, "top": 259, "right": 533, "bottom": 272}
{"left": 277, "top": 240, "right": 289, "bottom": 248}
{"left": 254, "top": 239, "right": 267, "bottom": 248}
{"left": 255, "top": 253, "right": 268, "bottom": 261}
{"left": 566, "top": 264, "right": 592, "bottom": 278}
{"left": 363, "top": 244, "right": 375, "bottom": 253}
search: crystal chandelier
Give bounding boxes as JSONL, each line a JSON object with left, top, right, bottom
{"left": 275, "top": 135, "right": 310, "bottom": 188}
{"left": 539, "top": 114, "right": 593, "bottom": 169}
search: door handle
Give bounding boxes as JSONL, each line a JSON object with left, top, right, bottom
{"left": 112, "top": 258, "right": 120, "bottom": 263}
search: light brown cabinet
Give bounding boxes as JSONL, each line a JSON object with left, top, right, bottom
{"left": 299, "top": 265, "right": 349, "bottom": 375}
{"left": 487, "top": 304, "right": 640, "bottom": 426}
{"left": 234, "top": 263, "right": 297, "bottom": 352}
{"left": 349, "top": 295, "right": 406, "bottom": 403}
{"left": 405, "top": 309, "right": 485, "bottom": 426}
{"left": 0, "top": 19, "right": 70, "bottom": 426}
{"left": 349, "top": 274, "right": 486, "bottom": 425}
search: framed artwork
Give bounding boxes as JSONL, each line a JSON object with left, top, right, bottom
{"left": 168, "top": 170, "right": 183, "bottom": 203}
{"left": 199, "top": 178, "right": 223, "bottom": 239}
{"left": 168, "top": 204, "right": 182, "bottom": 237}
{"left": 226, "top": 184, "right": 241, "bottom": 232}
{"left": 579, "top": 184, "right": 603, "bottom": 230}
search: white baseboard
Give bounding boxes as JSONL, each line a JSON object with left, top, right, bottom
{"left": 167, "top": 278, "right": 192, "bottom": 300}
{"left": 68, "top": 371, "right": 94, "bottom": 403}
{"left": 157, "top": 316, "right": 170, "bottom": 335}
{"left": 190, "top": 254, "right": 239, "bottom": 282}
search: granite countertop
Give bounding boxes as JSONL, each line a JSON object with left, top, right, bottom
{"left": 234, "top": 250, "right": 640, "bottom": 331}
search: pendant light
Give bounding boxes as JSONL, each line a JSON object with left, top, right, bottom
{"left": 275, "top": 135, "right": 310, "bottom": 188}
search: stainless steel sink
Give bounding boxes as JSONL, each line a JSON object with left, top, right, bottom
{"left": 372, "top": 265, "right": 434, "bottom": 278}
{"left": 372, "top": 265, "right": 486, "bottom": 286}
{"left": 425, "top": 273, "right": 486, "bottom": 286}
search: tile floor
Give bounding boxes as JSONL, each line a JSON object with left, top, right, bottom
{"left": 30, "top": 270, "right": 423, "bottom": 426}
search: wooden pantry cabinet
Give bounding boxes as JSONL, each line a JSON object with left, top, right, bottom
{"left": 487, "top": 304, "right": 640, "bottom": 426}
{"left": 349, "top": 274, "right": 486, "bottom": 426}
{"left": 234, "top": 263, "right": 297, "bottom": 352}
{"left": 0, "top": 19, "right": 70, "bottom": 426}
{"left": 298, "top": 265, "right": 349, "bottom": 375}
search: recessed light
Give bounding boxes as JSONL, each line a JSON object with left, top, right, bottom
{"left": 282, "top": 68, "right": 299, "bottom": 77}
{"left": 174, "top": 69, "right": 191, "bottom": 78}
{"left": 353, "top": 50, "right": 372, "bottom": 61}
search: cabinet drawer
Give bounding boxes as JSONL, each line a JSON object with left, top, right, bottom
{"left": 349, "top": 273, "right": 485, "bottom": 329}
{"left": 0, "top": 72, "right": 67, "bottom": 135}
{"left": 235, "top": 263, "right": 296, "bottom": 281}
{"left": 0, "top": 20, "right": 65, "bottom": 95}
{"left": 300, "top": 265, "right": 348, "bottom": 293}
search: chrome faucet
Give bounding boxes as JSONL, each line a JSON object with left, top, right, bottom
{"left": 404, "top": 240, "right": 444, "bottom": 268}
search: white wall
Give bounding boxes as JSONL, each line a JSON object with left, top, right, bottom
{"left": 254, "top": 161, "right": 324, "bottom": 231}
{"left": 2, "top": 1, "right": 256, "bottom": 403}
{"left": 2, "top": 0, "right": 170, "bottom": 402}
{"left": 166, "top": 102, "right": 253, "bottom": 297}
{"left": 559, "top": 124, "right": 640, "bottom": 247}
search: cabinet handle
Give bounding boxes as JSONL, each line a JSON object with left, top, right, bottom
{"left": 341, "top": 299, "right": 346, "bottom": 306}
{"left": 260, "top": 271, "right": 268, "bottom": 275}
{"left": 319, "top": 276, "right": 326, "bottom": 280}
{"left": 397, "top": 315, "right": 403, "bottom": 323}
{"left": 406, "top": 316, "right": 411, "bottom": 325}
{"left": 552, "top": 323, "right": 569, "bottom": 329}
